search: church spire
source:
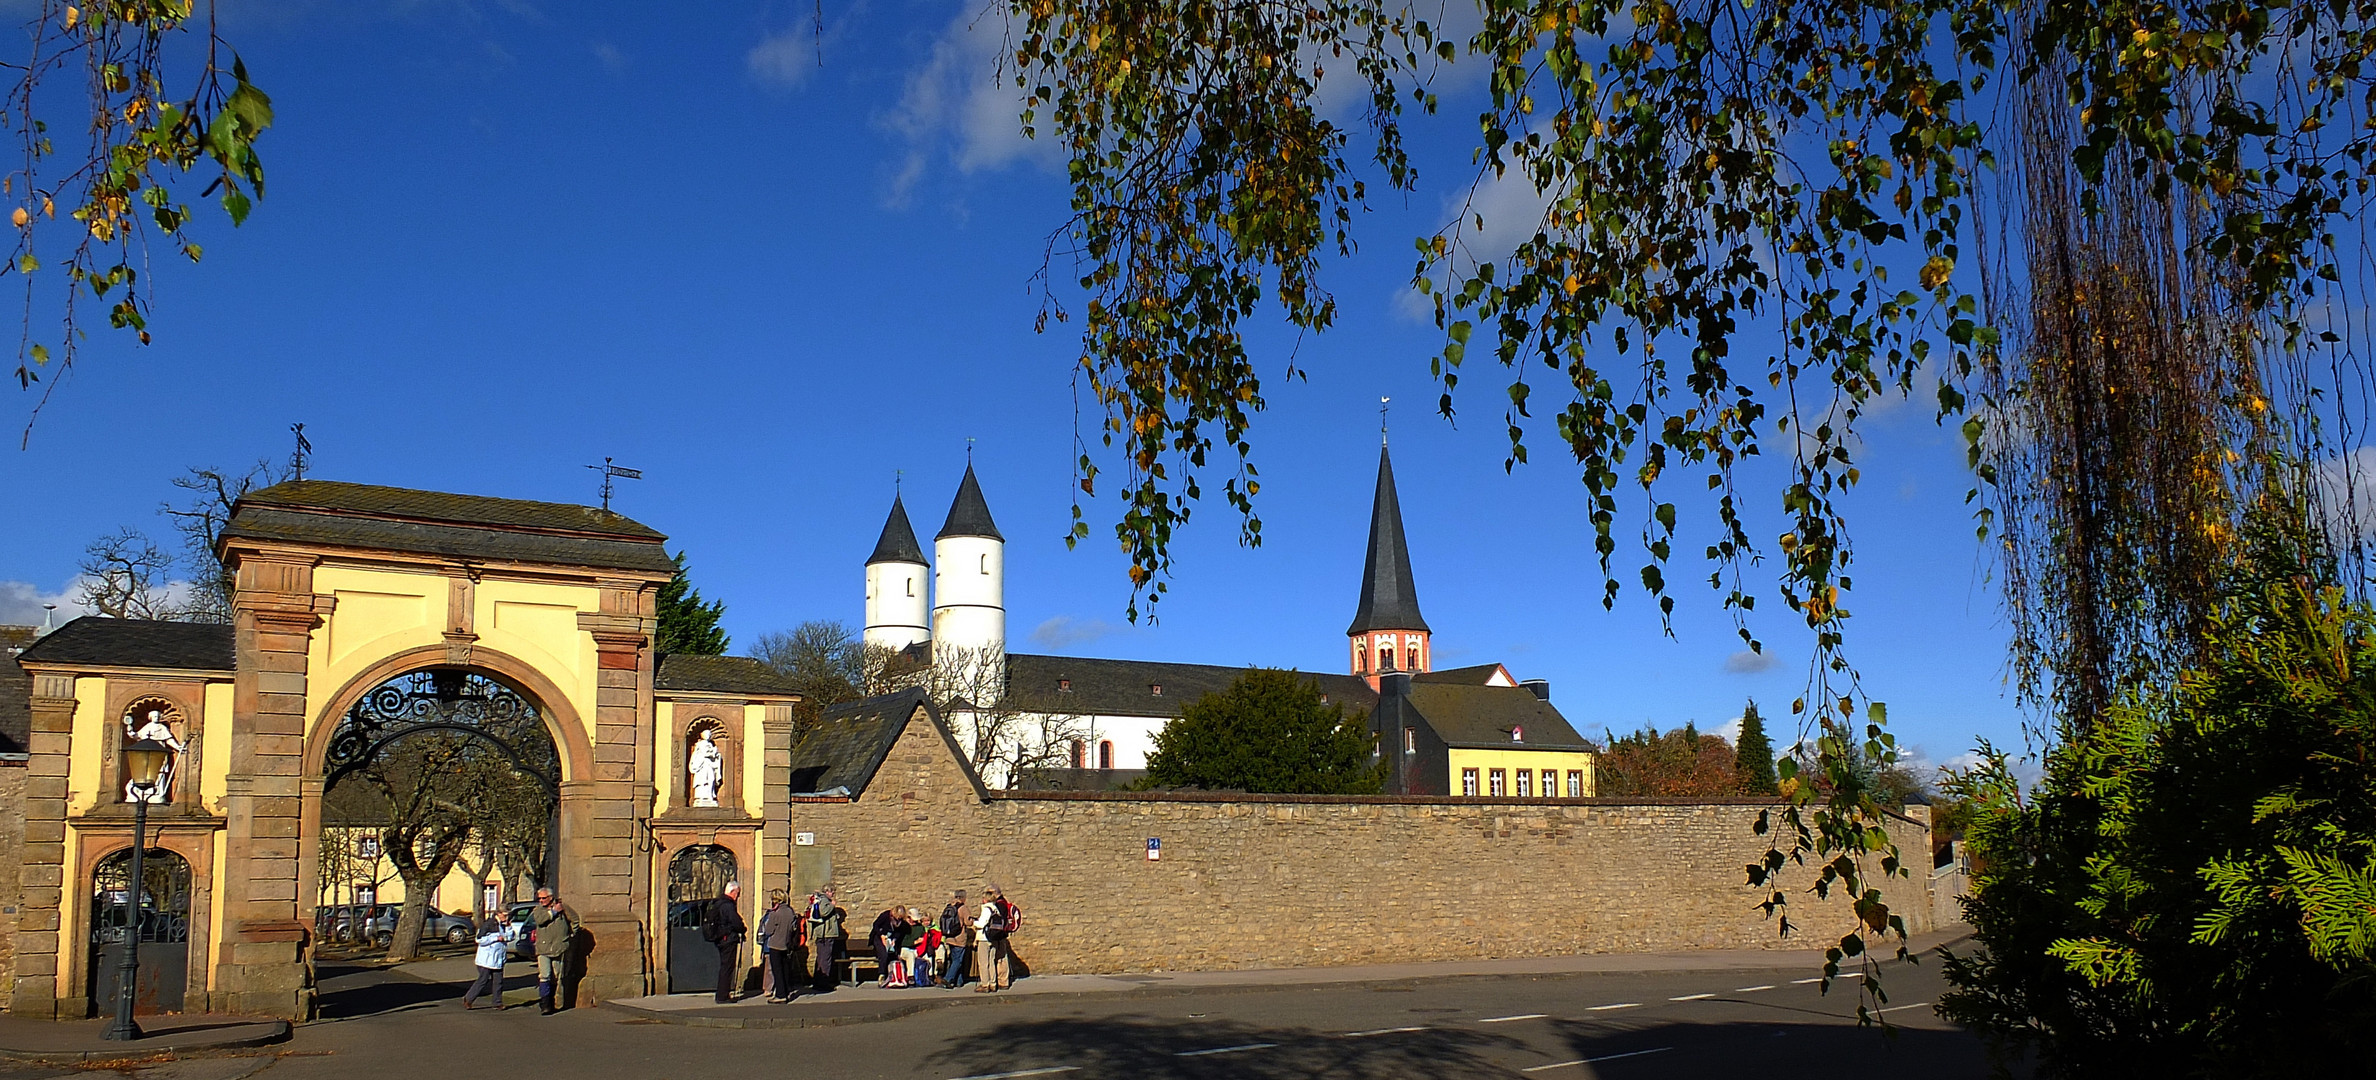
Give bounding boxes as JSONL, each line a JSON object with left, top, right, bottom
{"left": 867, "top": 494, "right": 927, "bottom": 567}
{"left": 1348, "top": 444, "right": 1430, "bottom": 677}
{"left": 937, "top": 463, "right": 1004, "bottom": 542}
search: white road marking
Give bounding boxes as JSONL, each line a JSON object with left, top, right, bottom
{"left": 1791, "top": 977, "right": 1825, "bottom": 984}
{"left": 1174, "top": 1043, "right": 1277, "bottom": 1057}
{"left": 1668, "top": 993, "right": 1715, "bottom": 1001}
{"left": 1876, "top": 1002, "right": 1932, "bottom": 1014}
{"left": 1478, "top": 1013, "right": 1549, "bottom": 1023}
{"left": 1521, "top": 1047, "right": 1675, "bottom": 1071}
{"left": 1341, "top": 1026, "right": 1429, "bottom": 1037}
{"left": 948, "top": 1069, "right": 1080, "bottom": 1080}
{"left": 1584, "top": 1002, "right": 1641, "bottom": 1011}
{"left": 1734, "top": 985, "right": 1775, "bottom": 992}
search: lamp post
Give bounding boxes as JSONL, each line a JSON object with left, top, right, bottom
{"left": 102, "top": 738, "right": 171, "bottom": 1042}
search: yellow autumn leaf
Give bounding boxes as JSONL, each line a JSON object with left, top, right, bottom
{"left": 63, "top": 5, "right": 78, "bottom": 30}
{"left": 9, "top": 207, "right": 24, "bottom": 228}
{"left": 1920, "top": 254, "right": 1954, "bottom": 290}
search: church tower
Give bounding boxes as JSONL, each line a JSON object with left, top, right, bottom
{"left": 932, "top": 463, "right": 1006, "bottom": 698}
{"left": 1348, "top": 443, "right": 1430, "bottom": 680}
{"left": 863, "top": 494, "right": 931, "bottom": 652}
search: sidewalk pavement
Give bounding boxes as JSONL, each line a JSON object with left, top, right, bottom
{"left": 0, "top": 1013, "right": 289, "bottom": 1064}
{"left": 603, "top": 927, "right": 1975, "bottom": 1029}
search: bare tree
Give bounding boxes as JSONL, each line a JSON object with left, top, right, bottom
{"left": 162, "top": 462, "right": 283, "bottom": 624}
{"left": 76, "top": 527, "right": 178, "bottom": 619}
{"left": 750, "top": 619, "right": 908, "bottom": 731}
{"left": 345, "top": 730, "right": 553, "bottom": 960}
{"left": 922, "top": 642, "right": 1087, "bottom": 789}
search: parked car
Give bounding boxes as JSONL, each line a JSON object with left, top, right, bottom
{"left": 318, "top": 903, "right": 388, "bottom": 944}
{"left": 507, "top": 900, "right": 540, "bottom": 960}
{"left": 363, "top": 904, "right": 478, "bottom": 947}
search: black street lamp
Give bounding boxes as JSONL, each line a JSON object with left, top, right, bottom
{"left": 102, "top": 738, "right": 171, "bottom": 1042}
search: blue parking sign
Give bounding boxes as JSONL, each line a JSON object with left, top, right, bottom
{"left": 1146, "top": 837, "right": 1161, "bottom": 861}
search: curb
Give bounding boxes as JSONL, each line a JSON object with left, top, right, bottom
{"left": 0, "top": 1020, "right": 290, "bottom": 1065}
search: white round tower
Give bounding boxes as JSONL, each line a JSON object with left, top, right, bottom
{"left": 932, "top": 464, "right": 1006, "bottom": 702}
{"left": 863, "top": 494, "right": 931, "bottom": 652}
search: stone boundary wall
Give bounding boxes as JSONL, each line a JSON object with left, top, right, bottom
{"left": 792, "top": 713, "right": 1935, "bottom": 977}
{"left": 0, "top": 764, "right": 22, "bottom": 1002}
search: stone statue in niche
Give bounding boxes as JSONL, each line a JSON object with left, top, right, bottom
{"left": 687, "top": 727, "right": 725, "bottom": 808}
{"left": 122, "top": 706, "right": 186, "bottom": 804}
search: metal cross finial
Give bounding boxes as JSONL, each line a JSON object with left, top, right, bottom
{"left": 289, "top": 422, "right": 312, "bottom": 481}
{"left": 896, "top": 468, "right": 903, "bottom": 495}
{"left": 587, "top": 456, "right": 643, "bottom": 512}
{"left": 967, "top": 436, "right": 976, "bottom": 461}
{"left": 1380, "top": 397, "right": 1391, "bottom": 446}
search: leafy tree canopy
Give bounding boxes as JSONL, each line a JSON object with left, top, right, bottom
{"left": 1596, "top": 722, "right": 1739, "bottom": 797}
{"left": 655, "top": 551, "right": 728, "bottom": 656}
{"left": 1142, "top": 667, "right": 1385, "bottom": 794}
{"left": 1941, "top": 512, "right": 2376, "bottom": 1075}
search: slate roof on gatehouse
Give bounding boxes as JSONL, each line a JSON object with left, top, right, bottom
{"left": 0, "top": 654, "right": 28, "bottom": 756}
{"left": 786, "top": 688, "right": 985, "bottom": 799}
{"left": 221, "top": 480, "right": 677, "bottom": 575}
{"left": 655, "top": 654, "right": 803, "bottom": 697}
{"left": 14, "top": 618, "right": 236, "bottom": 673}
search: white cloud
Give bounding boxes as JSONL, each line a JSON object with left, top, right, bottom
{"left": 2314, "top": 446, "right": 2376, "bottom": 540}
{"left": 881, "top": 6, "right": 1062, "bottom": 206}
{"left": 1030, "top": 615, "right": 1125, "bottom": 650}
{"left": 0, "top": 577, "right": 91, "bottom": 628}
{"left": 1709, "top": 715, "right": 1743, "bottom": 745}
{"left": 1723, "top": 648, "right": 1776, "bottom": 674}
{"left": 747, "top": 27, "right": 819, "bottom": 88}
{"left": 1399, "top": 165, "right": 1557, "bottom": 323}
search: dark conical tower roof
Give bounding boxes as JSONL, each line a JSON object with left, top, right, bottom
{"left": 867, "top": 495, "right": 928, "bottom": 566}
{"left": 936, "top": 464, "right": 1004, "bottom": 542}
{"left": 1347, "top": 445, "right": 1429, "bottom": 634}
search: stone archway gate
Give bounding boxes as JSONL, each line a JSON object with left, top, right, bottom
{"left": 10, "top": 481, "right": 803, "bottom": 1021}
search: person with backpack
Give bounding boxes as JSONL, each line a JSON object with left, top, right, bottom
{"left": 971, "top": 885, "right": 1020, "bottom": 992}
{"left": 804, "top": 889, "right": 846, "bottom": 994}
{"left": 701, "top": 881, "right": 747, "bottom": 1004}
{"left": 757, "top": 890, "right": 801, "bottom": 1003}
{"left": 937, "top": 890, "right": 971, "bottom": 989}
{"left": 530, "top": 887, "right": 577, "bottom": 1015}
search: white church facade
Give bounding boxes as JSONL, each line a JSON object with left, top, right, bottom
{"left": 856, "top": 450, "right": 1598, "bottom": 796}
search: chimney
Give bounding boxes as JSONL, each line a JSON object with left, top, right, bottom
{"left": 1379, "top": 671, "right": 1412, "bottom": 699}
{"left": 1521, "top": 678, "right": 1550, "bottom": 701}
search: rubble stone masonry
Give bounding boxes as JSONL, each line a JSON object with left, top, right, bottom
{"left": 795, "top": 713, "right": 1936, "bottom": 976}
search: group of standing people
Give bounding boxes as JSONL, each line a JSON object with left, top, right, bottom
{"left": 459, "top": 887, "right": 577, "bottom": 1015}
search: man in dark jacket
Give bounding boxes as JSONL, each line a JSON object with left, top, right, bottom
{"left": 937, "top": 890, "right": 971, "bottom": 988}
{"left": 703, "top": 881, "right": 747, "bottom": 1003}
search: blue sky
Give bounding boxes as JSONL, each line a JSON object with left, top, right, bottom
{"left": 0, "top": 0, "right": 2034, "bottom": 773}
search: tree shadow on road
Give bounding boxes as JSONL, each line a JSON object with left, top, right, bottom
{"left": 314, "top": 961, "right": 454, "bottom": 1021}
{"left": 925, "top": 1010, "right": 2019, "bottom": 1079}
{"left": 924, "top": 1013, "right": 1532, "bottom": 1080}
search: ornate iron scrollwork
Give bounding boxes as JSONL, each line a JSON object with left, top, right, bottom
{"left": 323, "top": 670, "right": 560, "bottom": 791}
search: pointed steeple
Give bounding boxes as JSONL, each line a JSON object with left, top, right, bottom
{"left": 867, "top": 495, "right": 927, "bottom": 566}
{"left": 937, "top": 463, "right": 1004, "bottom": 542}
{"left": 1347, "top": 445, "right": 1429, "bottom": 635}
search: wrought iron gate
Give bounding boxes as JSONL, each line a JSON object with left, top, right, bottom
{"left": 89, "top": 847, "right": 192, "bottom": 1015}
{"left": 665, "top": 845, "right": 738, "bottom": 993}
{"left": 324, "top": 670, "right": 561, "bottom": 791}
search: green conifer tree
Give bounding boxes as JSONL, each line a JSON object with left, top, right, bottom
{"left": 1142, "top": 668, "right": 1384, "bottom": 794}
{"left": 1734, "top": 699, "right": 1779, "bottom": 794}
{"left": 654, "top": 551, "right": 728, "bottom": 655}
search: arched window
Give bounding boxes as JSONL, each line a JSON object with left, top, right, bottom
{"left": 1098, "top": 740, "right": 1114, "bottom": 770}
{"left": 1354, "top": 642, "right": 1366, "bottom": 673}
{"left": 1380, "top": 645, "right": 1396, "bottom": 671}
{"left": 1069, "top": 739, "right": 1086, "bottom": 768}
{"left": 905, "top": 576, "right": 915, "bottom": 597}
{"left": 979, "top": 554, "right": 989, "bottom": 573}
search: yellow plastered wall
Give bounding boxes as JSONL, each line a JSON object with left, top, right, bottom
{"left": 656, "top": 701, "right": 677, "bottom": 814}
{"left": 201, "top": 681, "right": 232, "bottom": 816}
{"left": 741, "top": 703, "right": 764, "bottom": 817}
{"left": 66, "top": 676, "right": 105, "bottom": 817}
{"left": 318, "top": 827, "right": 505, "bottom": 915}
{"left": 306, "top": 567, "right": 602, "bottom": 780}
{"left": 1446, "top": 748, "right": 1597, "bottom": 797}
{"left": 474, "top": 578, "right": 600, "bottom": 764}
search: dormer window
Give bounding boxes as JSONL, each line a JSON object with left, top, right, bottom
{"left": 1510, "top": 724, "right": 1524, "bottom": 743}
{"left": 1058, "top": 678, "right": 1072, "bottom": 692}
{"left": 1318, "top": 693, "right": 1329, "bottom": 704}
{"left": 1149, "top": 684, "right": 1163, "bottom": 696}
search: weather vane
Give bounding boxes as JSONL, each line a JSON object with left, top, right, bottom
{"left": 288, "top": 423, "right": 312, "bottom": 481}
{"left": 587, "top": 457, "right": 642, "bottom": 512}
{"left": 1381, "top": 396, "right": 1391, "bottom": 445}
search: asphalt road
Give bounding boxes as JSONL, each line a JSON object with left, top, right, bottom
{"left": 13, "top": 952, "right": 2015, "bottom": 1080}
